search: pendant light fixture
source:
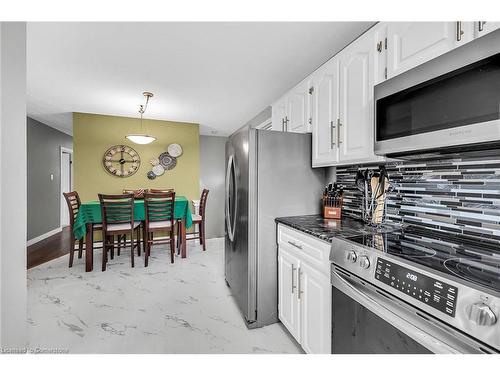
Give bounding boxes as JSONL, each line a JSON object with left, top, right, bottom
{"left": 126, "top": 91, "right": 157, "bottom": 145}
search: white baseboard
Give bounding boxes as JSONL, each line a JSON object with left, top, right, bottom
{"left": 27, "top": 226, "right": 62, "bottom": 247}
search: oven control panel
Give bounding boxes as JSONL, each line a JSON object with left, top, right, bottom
{"left": 375, "top": 258, "right": 458, "bottom": 317}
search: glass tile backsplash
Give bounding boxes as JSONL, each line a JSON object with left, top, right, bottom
{"left": 336, "top": 150, "right": 500, "bottom": 244}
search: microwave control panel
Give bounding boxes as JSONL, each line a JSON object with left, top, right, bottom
{"left": 375, "top": 258, "right": 458, "bottom": 317}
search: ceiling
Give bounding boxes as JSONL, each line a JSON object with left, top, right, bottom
{"left": 27, "top": 22, "right": 375, "bottom": 136}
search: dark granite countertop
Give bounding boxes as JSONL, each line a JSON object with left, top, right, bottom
{"left": 275, "top": 214, "right": 378, "bottom": 243}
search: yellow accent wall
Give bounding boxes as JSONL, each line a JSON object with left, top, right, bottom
{"left": 73, "top": 112, "right": 200, "bottom": 204}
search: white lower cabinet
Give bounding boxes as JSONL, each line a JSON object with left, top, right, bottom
{"left": 277, "top": 224, "right": 331, "bottom": 354}
{"left": 299, "top": 261, "right": 331, "bottom": 354}
{"left": 278, "top": 247, "right": 300, "bottom": 341}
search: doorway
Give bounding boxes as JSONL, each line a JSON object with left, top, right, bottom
{"left": 60, "top": 147, "right": 73, "bottom": 227}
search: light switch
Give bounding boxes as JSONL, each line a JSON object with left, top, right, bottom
{"left": 50, "top": 174, "right": 54, "bottom": 181}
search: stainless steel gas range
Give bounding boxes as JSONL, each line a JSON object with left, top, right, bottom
{"left": 329, "top": 226, "right": 500, "bottom": 353}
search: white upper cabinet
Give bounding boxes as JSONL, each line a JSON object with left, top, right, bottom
{"left": 311, "top": 59, "right": 339, "bottom": 167}
{"left": 475, "top": 21, "right": 500, "bottom": 38}
{"left": 271, "top": 79, "right": 312, "bottom": 133}
{"left": 273, "top": 21, "right": 496, "bottom": 167}
{"left": 386, "top": 22, "right": 473, "bottom": 79}
{"left": 337, "top": 26, "right": 384, "bottom": 164}
{"left": 271, "top": 97, "right": 287, "bottom": 131}
{"left": 286, "top": 79, "right": 311, "bottom": 133}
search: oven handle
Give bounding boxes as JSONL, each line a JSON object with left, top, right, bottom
{"left": 331, "top": 269, "right": 464, "bottom": 354}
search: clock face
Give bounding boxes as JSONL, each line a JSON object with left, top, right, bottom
{"left": 102, "top": 145, "right": 141, "bottom": 178}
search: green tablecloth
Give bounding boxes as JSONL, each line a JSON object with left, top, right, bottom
{"left": 73, "top": 197, "right": 193, "bottom": 240}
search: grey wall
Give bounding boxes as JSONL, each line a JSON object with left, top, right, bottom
{"left": 27, "top": 117, "right": 73, "bottom": 240}
{"left": 200, "top": 135, "right": 227, "bottom": 239}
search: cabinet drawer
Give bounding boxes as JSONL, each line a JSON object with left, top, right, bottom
{"left": 277, "top": 224, "right": 330, "bottom": 274}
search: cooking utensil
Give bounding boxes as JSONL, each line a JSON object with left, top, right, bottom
{"left": 373, "top": 175, "right": 390, "bottom": 224}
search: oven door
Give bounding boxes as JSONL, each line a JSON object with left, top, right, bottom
{"left": 331, "top": 267, "right": 488, "bottom": 354}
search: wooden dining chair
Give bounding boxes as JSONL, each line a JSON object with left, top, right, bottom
{"left": 143, "top": 191, "right": 177, "bottom": 266}
{"left": 98, "top": 193, "right": 142, "bottom": 271}
{"left": 63, "top": 191, "right": 102, "bottom": 268}
{"left": 186, "top": 189, "right": 209, "bottom": 251}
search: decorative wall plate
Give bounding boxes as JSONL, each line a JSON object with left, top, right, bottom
{"left": 167, "top": 143, "right": 183, "bottom": 158}
{"left": 147, "top": 171, "right": 156, "bottom": 180}
{"left": 150, "top": 158, "right": 160, "bottom": 166}
{"left": 103, "top": 145, "right": 141, "bottom": 178}
{"left": 152, "top": 164, "right": 165, "bottom": 176}
{"left": 159, "top": 152, "right": 177, "bottom": 170}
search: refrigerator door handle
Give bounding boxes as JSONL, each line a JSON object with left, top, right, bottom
{"left": 225, "top": 154, "right": 237, "bottom": 242}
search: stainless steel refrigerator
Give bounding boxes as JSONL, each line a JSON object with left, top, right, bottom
{"left": 225, "top": 127, "right": 325, "bottom": 329}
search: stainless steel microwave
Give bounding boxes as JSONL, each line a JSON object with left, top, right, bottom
{"left": 374, "top": 29, "right": 500, "bottom": 156}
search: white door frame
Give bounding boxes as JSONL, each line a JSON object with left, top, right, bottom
{"left": 60, "top": 146, "right": 74, "bottom": 228}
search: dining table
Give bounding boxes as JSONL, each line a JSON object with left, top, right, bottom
{"left": 73, "top": 196, "right": 193, "bottom": 271}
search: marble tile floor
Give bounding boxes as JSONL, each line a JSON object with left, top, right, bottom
{"left": 27, "top": 237, "right": 303, "bottom": 354}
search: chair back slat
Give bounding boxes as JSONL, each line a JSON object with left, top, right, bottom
{"left": 98, "top": 194, "right": 135, "bottom": 229}
{"left": 144, "top": 191, "right": 176, "bottom": 228}
{"left": 199, "top": 189, "right": 209, "bottom": 218}
{"left": 149, "top": 188, "right": 175, "bottom": 194}
{"left": 63, "top": 191, "right": 81, "bottom": 228}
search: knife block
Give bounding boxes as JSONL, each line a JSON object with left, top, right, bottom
{"left": 322, "top": 195, "right": 343, "bottom": 219}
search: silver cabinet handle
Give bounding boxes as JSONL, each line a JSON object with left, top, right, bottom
{"left": 330, "top": 120, "right": 336, "bottom": 149}
{"left": 285, "top": 116, "right": 289, "bottom": 132}
{"left": 287, "top": 240, "right": 302, "bottom": 250}
{"left": 337, "top": 118, "right": 343, "bottom": 144}
{"left": 478, "top": 21, "right": 485, "bottom": 32}
{"left": 291, "top": 265, "right": 296, "bottom": 294}
{"left": 298, "top": 267, "right": 303, "bottom": 299}
{"left": 456, "top": 21, "right": 464, "bottom": 41}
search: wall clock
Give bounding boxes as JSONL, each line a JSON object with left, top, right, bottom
{"left": 103, "top": 145, "right": 141, "bottom": 177}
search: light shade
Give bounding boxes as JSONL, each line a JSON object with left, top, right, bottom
{"left": 125, "top": 134, "right": 157, "bottom": 145}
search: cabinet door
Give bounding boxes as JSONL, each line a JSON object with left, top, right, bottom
{"left": 338, "top": 31, "right": 378, "bottom": 163}
{"left": 386, "top": 22, "right": 468, "bottom": 79}
{"left": 299, "top": 262, "right": 331, "bottom": 354}
{"left": 286, "top": 80, "right": 310, "bottom": 133}
{"left": 311, "top": 60, "right": 339, "bottom": 167}
{"left": 271, "top": 98, "right": 287, "bottom": 131}
{"left": 475, "top": 21, "right": 500, "bottom": 38}
{"left": 278, "top": 247, "right": 300, "bottom": 341}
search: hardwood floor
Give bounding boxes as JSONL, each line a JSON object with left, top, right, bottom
{"left": 27, "top": 227, "right": 71, "bottom": 269}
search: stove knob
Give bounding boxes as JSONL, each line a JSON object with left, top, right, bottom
{"left": 346, "top": 251, "right": 357, "bottom": 263}
{"left": 359, "top": 256, "right": 370, "bottom": 270}
{"left": 466, "top": 303, "right": 497, "bottom": 326}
